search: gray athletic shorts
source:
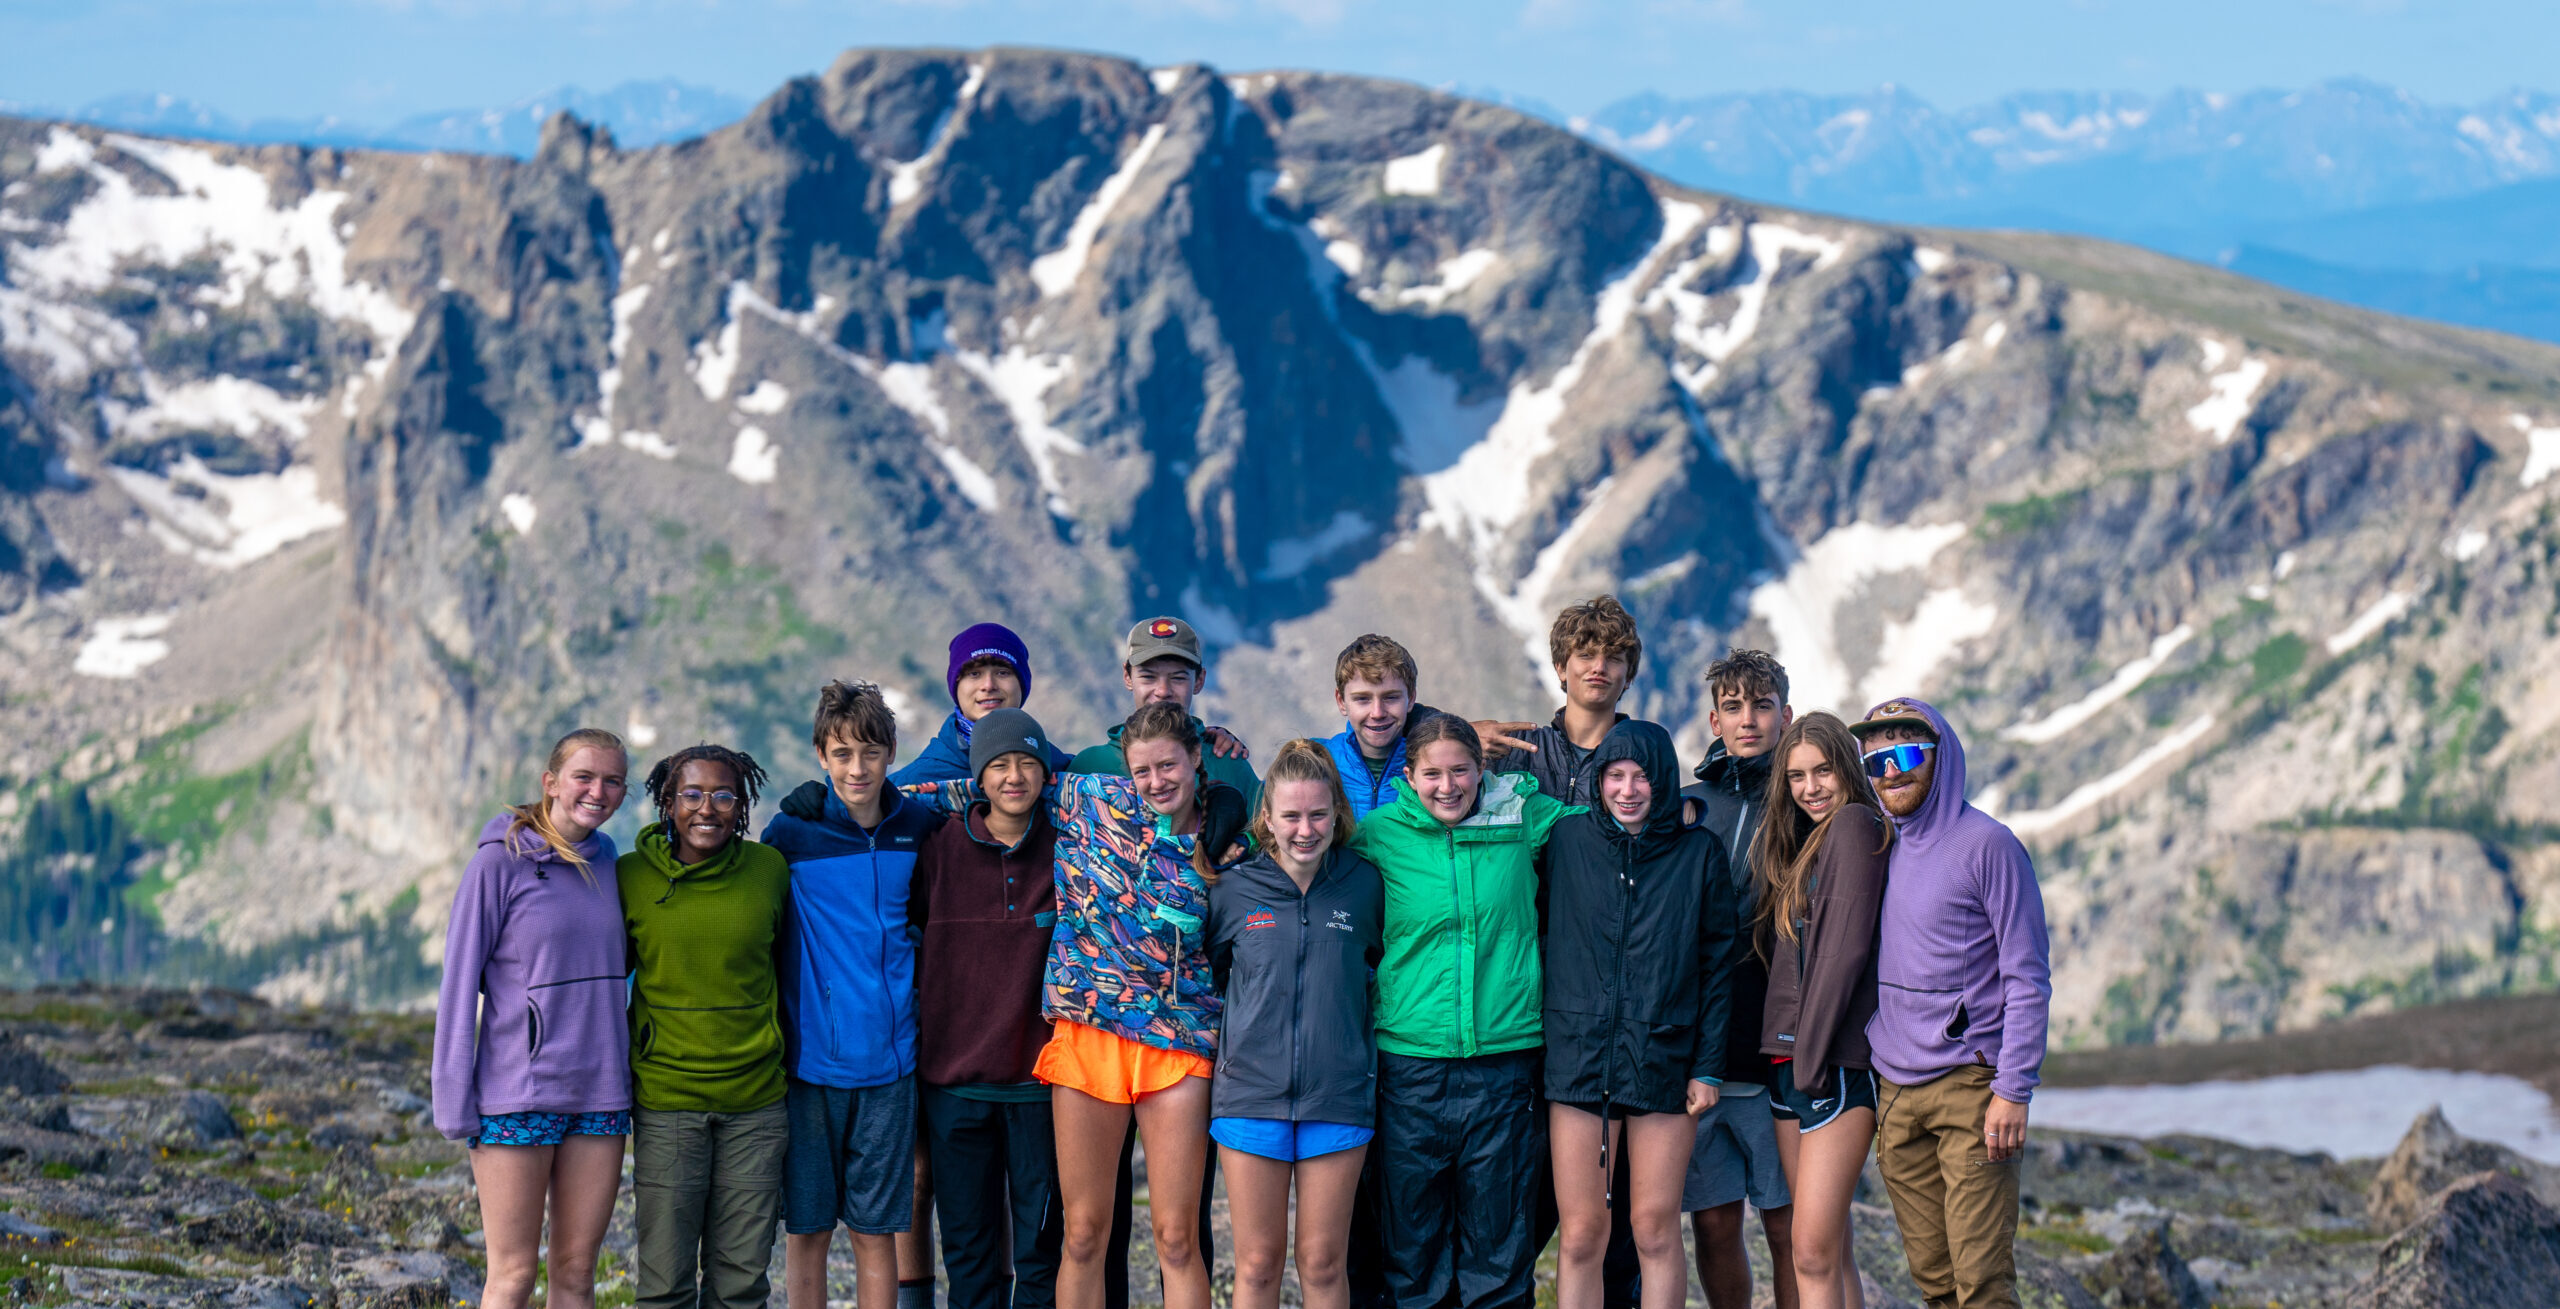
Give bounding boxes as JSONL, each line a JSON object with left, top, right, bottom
{"left": 782, "top": 1074, "right": 917, "bottom": 1235}
{"left": 1682, "top": 1087, "right": 1791, "bottom": 1213}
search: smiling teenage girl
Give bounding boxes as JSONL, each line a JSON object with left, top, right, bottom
{"left": 1754, "top": 713, "right": 1893, "bottom": 1309}
{"left": 434, "top": 728, "right": 634, "bottom": 1309}
{"left": 1208, "top": 742, "right": 1383, "bottom": 1309}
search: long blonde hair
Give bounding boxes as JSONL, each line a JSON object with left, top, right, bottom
{"left": 506, "top": 727, "right": 629, "bottom": 883}
{"left": 1749, "top": 712, "right": 1891, "bottom": 957}
{"left": 1248, "top": 738, "right": 1357, "bottom": 857}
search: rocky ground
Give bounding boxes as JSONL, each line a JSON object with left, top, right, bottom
{"left": 0, "top": 986, "right": 2549, "bottom": 1309}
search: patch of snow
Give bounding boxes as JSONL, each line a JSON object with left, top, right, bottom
{"left": 2186, "top": 341, "right": 2268, "bottom": 443}
{"left": 1912, "top": 245, "right": 1951, "bottom": 274}
{"left": 2034, "top": 1066, "right": 2560, "bottom": 1164}
{"left": 727, "top": 427, "right": 777, "bottom": 485}
{"left": 734, "top": 380, "right": 790, "bottom": 415}
{"left": 1491, "top": 477, "right": 1623, "bottom": 661}
{"left": 1983, "top": 320, "right": 2007, "bottom": 351}
{"left": 2005, "top": 714, "right": 2219, "bottom": 839}
{"left": 2514, "top": 414, "right": 2560, "bottom": 488}
{"left": 1382, "top": 143, "right": 1447, "bottom": 196}
{"left": 1259, "top": 510, "right": 1375, "bottom": 581}
{"left": 873, "top": 361, "right": 951, "bottom": 438}
{"left": 624, "top": 712, "right": 660, "bottom": 751}
{"left": 1745, "top": 520, "right": 1979, "bottom": 714}
{"left": 120, "top": 374, "right": 322, "bottom": 441}
{"left": 109, "top": 458, "right": 346, "bottom": 569}
{"left": 2325, "top": 590, "right": 2414, "bottom": 656}
{"left": 1030, "top": 123, "right": 1168, "bottom": 298}
{"left": 1648, "top": 218, "right": 1845, "bottom": 393}
{"left": 2274, "top": 550, "right": 2297, "bottom": 581}
{"left": 952, "top": 347, "right": 1079, "bottom": 513}
{"left": 1149, "top": 68, "right": 1184, "bottom": 95}
{"left": 580, "top": 283, "right": 652, "bottom": 445}
{"left": 886, "top": 64, "right": 983, "bottom": 207}
{"left": 35, "top": 128, "right": 97, "bottom": 173}
{"left": 691, "top": 312, "right": 744, "bottom": 403}
{"left": 73, "top": 615, "right": 173, "bottom": 679}
{"left": 930, "top": 445, "right": 1000, "bottom": 512}
{"left": 1177, "top": 581, "right": 1246, "bottom": 649}
{"left": 2002, "top": 625, "right": 2195, "bottom": 745}
{"left": 1323, "top": 239, "right": 1365, "bottom": 277}
{"left": 618, "top": 431, "right": 677, "bottom": 460}
{"left": 650, "top": 229, "right": 671, "bottom": 254}
{"left": 16, "top": 134, "right": 411, "bottom": 354}
{"left": 1864, "top": 586, "right": 2002, "bottom": 713}
{"left": 2447, "top": 530, "right": 2489, "bottom": 563}
{"left": 0, "top": 287, "right": 137, "bottom": 383}
{"left": 499, "top": 493, "right": 537, "bottom": 535}
{"left": 1391, "top": 247, "right": 1499, "bottom": 309}
{"left": 1422, "top": 199, "right": 1710, "bottom": 580}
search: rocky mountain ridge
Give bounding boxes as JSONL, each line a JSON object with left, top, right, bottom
{"left": 0, "top": 48, "right": 2555, "bottom": 1046}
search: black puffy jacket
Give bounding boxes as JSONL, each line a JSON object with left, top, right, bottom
{"left": 1207, "top": 847, "right": 1385, "bottom": 1126}
{"left": 1539, "top": 721, "right": 1741, "bottom": 1114}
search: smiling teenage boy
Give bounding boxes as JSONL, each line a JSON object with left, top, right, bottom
{"left": 1678, "top": 652, "right": 1799, "bottom": 1309}
{"left": 762, "top": 682, "right": 944, "bottom": 1309}
{"left": 894, "top": 623, "right": 1076, "bottom": 788}
{"left": 1852, "top": 698, "right": 2051, "bottom": 1309}
{"left": 1481, "top": 595, "right": 1641, "bottom": 808}
{"left": 1323, "top": 634, "right": 1450, "bottom": 821}
{"left": 1068, "top": 617, "right": 1261, "bottom": 812}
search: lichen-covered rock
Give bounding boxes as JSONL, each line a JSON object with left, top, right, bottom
{"left": 2342, "top": 1171, "right": 2560, "bottom": 1309}
{"left": 2081, "top": 1220, "right": 2206, "bottom": 1309}
{"left": 2367, "top": 1104, "right": 2560, "bottom": 1233}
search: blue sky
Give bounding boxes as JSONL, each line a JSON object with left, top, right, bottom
{"left": 0, "top": 0, "right": 2547, "bottom": 122}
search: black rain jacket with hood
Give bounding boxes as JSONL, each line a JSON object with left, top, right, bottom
{"left": 1539, "top": 721, "right": 1742, "bottom": 1115}
{"left": 1207, "top": 845, "right": 1386, "bottom": 1126}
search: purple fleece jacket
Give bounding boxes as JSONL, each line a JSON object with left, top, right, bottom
{"left": 1860, "top": 699, "right": 2053, "bottom": 1103}
{"left": 432, "top": 815, "right": 631, "bottom": 1140}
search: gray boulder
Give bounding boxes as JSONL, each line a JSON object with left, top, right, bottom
{"left": 2343, "top": 1171, "right": 2560, "bottom": 1309}
{"left": 2081, "top": 1219, "right": 2207, "bottom": 1309}
{"left": 2367, "top": 1105, "right": 2560, "bottom": 1233}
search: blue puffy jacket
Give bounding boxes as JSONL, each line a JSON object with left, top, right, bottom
{"left": 892, "top": 711, "right": 1075, "bottom": 789}
{"left": 761, "top": 784, "right": 944, "bottom": 1088}
{"left": 1323, "top": 701, "right": 1441, "bottom": 820}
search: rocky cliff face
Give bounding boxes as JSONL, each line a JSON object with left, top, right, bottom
{"left": 1, "top": 48, "right": 2556, "bottom": 1032}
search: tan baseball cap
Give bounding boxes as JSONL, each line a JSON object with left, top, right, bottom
{"left": 1850, "top": 698, "right": 1937, "bottom": 740}
{"left": 1125, "top": 616, "right": 1203, "bottom": 670}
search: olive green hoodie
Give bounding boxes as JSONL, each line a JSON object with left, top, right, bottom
{"left": 617, "top": 824, "right": 791, "bottom": 1113}
{"left": 1347, "top": 773, "right": 1578, "bottom": 1059}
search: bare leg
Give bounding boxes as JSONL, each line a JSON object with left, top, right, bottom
{"left": 1622, "top": 1115, "right": 1695, "bottom": 1309}
{"left": 543, "top": 1134, "right": 627, "bottom": 1309}
{"left": 787, "top": 1232, "right": 834, "bottom": 1309}
{"left": 1788, "top": 1109, "right": 1875, "bottom": 1309}
{"left": 1690, "top": 1202, "right": 1749, "bottom": 1309}
{"left": 1550, "top": 1104, "right": 1615, "bottom": 1309}
{"left": 1764, "top": 1204, "right": 1802, "bottom": 1309}
{"left": 1131, "top": 1078, "right": 1213, "bottom": 1309}
{"left": 1052, "top": 1087, "right": 1137, "bottom": 1309}
{"left": 470, "top": 1144, "right": 558, "bottom": 1309}
{"left": 851, "top": 1232, "right": 898, "bottom": 1309}
{"left": 1290, "top": 1146, "right": 1366, "bottom": 1309}
{"left": 1221, "top": 1147, "right": 1295, "bottom": 1309}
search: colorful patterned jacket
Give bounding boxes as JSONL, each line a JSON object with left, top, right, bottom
{"left": 1040, "top": 772, "right": 1221, "bottom": 1058}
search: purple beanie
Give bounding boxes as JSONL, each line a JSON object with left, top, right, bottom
{"left": 946, "top": 622, "right": 1034, "bottom": 707}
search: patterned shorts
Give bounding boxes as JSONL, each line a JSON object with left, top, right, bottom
{"left": 469, "top": 1110, "right": 631, "bottom": 1148}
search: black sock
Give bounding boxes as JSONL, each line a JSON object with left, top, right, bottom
{"left": 897, "top": 1279, "right": 933, "bottom": 1309}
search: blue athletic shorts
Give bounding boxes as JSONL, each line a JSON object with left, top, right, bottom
{"left": 469, "top": 1110, "right": 630, "bottom": 1148}
{"left": 1209, "top": 1117, "right": 1373, "bottom": 1162}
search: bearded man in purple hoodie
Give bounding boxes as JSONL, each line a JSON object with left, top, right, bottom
{"left": 1850, "top": 699, "right": 2051, "bottom": 1309}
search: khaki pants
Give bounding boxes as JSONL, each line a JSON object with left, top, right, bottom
{"left": 633, "top": 1101, "right": 789, "bottom": 1309}
{"left": 1874, "top": 1066, "right": 2019, "bottom": 1309}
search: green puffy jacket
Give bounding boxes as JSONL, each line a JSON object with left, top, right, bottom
{"left": 617, "top": 825, "right": 791, "bottom": 1113}
{"left": 1348, "top": 772, "right": 1578, "bottom": 1059}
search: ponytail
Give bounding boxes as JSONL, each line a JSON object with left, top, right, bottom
{"left": 506, "top": 727, "right": 629, "bottom": 884}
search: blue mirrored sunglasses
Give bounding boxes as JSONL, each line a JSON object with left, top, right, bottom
{"left": 1862, "top": 742, "right": 1936, "bottom": 778}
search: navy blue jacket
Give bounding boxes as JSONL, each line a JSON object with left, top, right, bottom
{"left": 761, "top": 783, "right": 945, "bottom": 1088}
{"left": 892, "top": 711, "right": 1076, "bottom": 789}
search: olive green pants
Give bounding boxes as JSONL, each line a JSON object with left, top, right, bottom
{"left": 1874, "top": 1065, "right": 2020, "bottom": 1309}
{"left": 632, "top": 1101, "right": 788, "bottom": 1309}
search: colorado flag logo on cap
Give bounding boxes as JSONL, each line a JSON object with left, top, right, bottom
{"left": 1148, "top": 619, "right": 1181, "bottom": 638}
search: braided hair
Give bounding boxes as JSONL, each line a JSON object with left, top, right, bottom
{"left": 644, "top": 743, "right": 771, "bottom": 842}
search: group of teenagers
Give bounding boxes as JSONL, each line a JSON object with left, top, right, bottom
{"left": 431, "top": 595, "right": 2054, "bottom": 1309}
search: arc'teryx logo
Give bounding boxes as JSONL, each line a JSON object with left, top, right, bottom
{"left": 1327, "top": 910, "right": 1355, "bottom": 932}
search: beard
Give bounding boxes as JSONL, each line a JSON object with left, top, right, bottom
{"left": 1878, "top": 765, "right": 1934, "bottom": 817}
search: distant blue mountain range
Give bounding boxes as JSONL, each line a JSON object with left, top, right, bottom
{"left": 9, "top": 74, "right": 2558, "bottom": 344}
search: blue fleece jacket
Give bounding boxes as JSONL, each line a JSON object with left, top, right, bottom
{"left": 761, "top": 784, "right": 945, "bottom": 1088}
{"left": 892, "top": 711, "right": 1076, "bottom": 789}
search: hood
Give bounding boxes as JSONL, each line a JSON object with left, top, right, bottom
{"left": 1590, "top": 720, "right": 1685, "bottom": 849}
{"left": 476, "top": 812, "right": 609, "bottom": 869}
{"left": 1694, "top": 737, "right": 1772, "bottom": 794}
{"left": 1861, "top": 695, "right": 1969, "bottom": 854}
{"left": 633, "top": 820, "right": 742, "bottom": 884}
